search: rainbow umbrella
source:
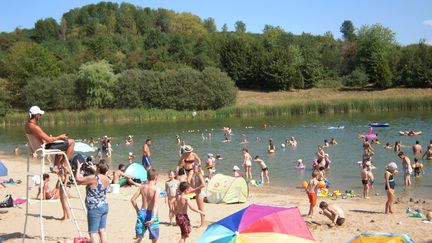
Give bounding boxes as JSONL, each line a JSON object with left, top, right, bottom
{"left": 198, "top": 204, "right": 315, "bottom": 243}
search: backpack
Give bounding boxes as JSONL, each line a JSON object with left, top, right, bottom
{"left": 0, "top": 194, "right": 13, "bottom": 208}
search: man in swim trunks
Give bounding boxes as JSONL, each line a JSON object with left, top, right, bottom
{"left": 398, "top": 152, "right": 412, "bottom": 187}
{"left": 319, "top": 201, "right": 345, "bottom": 226}
{"left": 412, "top": 141, "right": 422, "bottom": 157}
{"left": 131, "top": 169, "right": 160, "bottom": 243}
{"left": 142, "top": 138, "right": 152, "bottom": 170}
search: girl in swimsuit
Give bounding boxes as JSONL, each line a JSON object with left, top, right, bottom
{"left": 177, "top": 145, "right": 202, "bottom": 184}
{"left": 384, "top": 162, "right": 398, "bottom": 214}
{"left": 268, "top": 139, "right": 275, "bottom": 153}
{"left": 165, "top": 170, "right": 179, "bottom": 225}
{"left": 241, "top": 148, "right": 253, "bottom": 180}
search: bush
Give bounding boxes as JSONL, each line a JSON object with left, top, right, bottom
{"left": 23, "top": 74, "right": 79, "bottom": 110}
{"left": 113, "top": 67, "right": 237, "bottom": 110}
{"left": 343, "top": 67, "right": 369, "bottom": 87}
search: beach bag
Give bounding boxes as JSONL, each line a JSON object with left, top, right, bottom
{"left": 0, "top": 194, "right": 13, "bottom": 208}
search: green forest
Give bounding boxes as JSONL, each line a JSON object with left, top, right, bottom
{"left": 0, "top": 2, "right": 431, "bottom": 116}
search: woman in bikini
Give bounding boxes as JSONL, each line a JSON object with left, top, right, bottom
{"left": 241, "top": 148, "right": 253, "bottom": 180}
{"left": 177, "top": 145, "right": 202, "bottom": 184}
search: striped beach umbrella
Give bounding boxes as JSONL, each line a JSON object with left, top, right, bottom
{"left": 198, "top": 204, "right": 315, "bottom": 243}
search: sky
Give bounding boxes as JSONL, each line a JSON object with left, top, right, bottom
{"left": 1, "top": 0, "right": 431, "bottom": 45}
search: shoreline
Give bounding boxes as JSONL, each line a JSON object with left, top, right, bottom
{"left": 2, "top": 88, "right": 432, "bottom": 126}
{"left": 0, "top": 155, "right": 431, "bottom": 242}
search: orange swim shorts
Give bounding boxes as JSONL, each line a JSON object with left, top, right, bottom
{"left": 307, "top": 192, "right": 317, "bottom": 206}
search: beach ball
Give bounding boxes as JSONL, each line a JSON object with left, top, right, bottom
{"left": 302, "top": 181, "right": 308, "bottom": 188}
{"left": 317, "top": 180, "right": 326, "bottom": 188}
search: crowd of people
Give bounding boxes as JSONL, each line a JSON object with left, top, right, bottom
{"left": 24, "top": 106, "right": 430, "bottom": 242}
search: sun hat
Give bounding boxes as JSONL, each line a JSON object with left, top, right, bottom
{"left": 386, "top": 162, "right": 398, "bottom": 171}
{"left": 233, "top": 165, "right": 240, "bottom": 171}
{"left": 29, "top": 106, "right": 44, "bottom": 115}
{"left": 128, "top": 152, "right": 133, "bottom": 156}
{"left": 184, "top": 145, "right": 193, "bottom": 152}
{"left": 207, "top": 153, "right": 214, "bottom": 157}
{"left": 298, "top": 159, "right": 303, "bottom": 163}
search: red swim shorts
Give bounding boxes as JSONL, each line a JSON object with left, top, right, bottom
{"left": 307, "top": 192, "right": 317, "bottom": 206}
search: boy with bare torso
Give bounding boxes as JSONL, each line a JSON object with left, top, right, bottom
{"left": 131, "top": 169, "right": 160, "bottom": 243}
{"left": 174, "top": 181, "right": 205, "bottom": 243}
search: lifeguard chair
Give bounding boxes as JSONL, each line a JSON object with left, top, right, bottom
{"left": 23, "top": 134, "right": 87, "bottom": 242}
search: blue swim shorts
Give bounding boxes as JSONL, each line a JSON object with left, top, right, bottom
{"left": 142, "top": 156, "right": 152, "bottom": 169}
{"left": 135, "top": 208, "right": 159, "bottom": 240}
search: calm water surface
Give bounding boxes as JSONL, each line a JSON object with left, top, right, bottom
{"left": 1, "top": 111, "right": 431, "bottom": 198}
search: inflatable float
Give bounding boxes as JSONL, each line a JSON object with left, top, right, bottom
{"left": 399, "top": 131, "right": 422, "bottom": 136}
{"left": 360, "top": 127, "right": 378, "bottom": 139}
{"left": 369, "top": 123, "right": 389, "bottom": 127}
{"left": 328, "top": 126, "right": 344, "bottom": 130}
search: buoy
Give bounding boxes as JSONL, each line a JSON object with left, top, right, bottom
{"left": 302, "top": 181, "right": 308, "bottom": 188}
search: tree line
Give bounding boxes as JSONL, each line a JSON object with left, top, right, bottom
{"left": 0, "top": 2, "right": 431, "bottom": 115}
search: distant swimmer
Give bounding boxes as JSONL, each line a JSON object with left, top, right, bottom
{"left": 125, "top": 135, "right": 134, "bottom": 145}
{"left": 384, "top": 143, "right": 392, "bottom": 149}
{"left": 323, "top": 139, "right": 329, "bottom": 148}
{"left": 288, "top": 137, "right": 297, "bottom": 147}
{"left": 422, "top": 146, "right": 432, "bottom": 160}
{"left": 412, "top": 141, "right": 422, "bottom": 156}
{"left": 268, "top": 139, "right": 275, "bottom": 153}
{"left": 175, "top": 134, "right": 181, "bottom": 144}
{"left": 330, "top": 138, "right": 337, "bottom": 145}
{"left": 240, "top": 138, "right": 249, "bottom": 144}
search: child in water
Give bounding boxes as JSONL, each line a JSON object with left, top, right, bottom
{"left": 412, "top": 158, "right": 425, "bottom": 177}
{"left": 254, "top": 156, "right": 270, "bottom": 184}
{"left": 205, "top": 153, "right": 216, "bottom": 179}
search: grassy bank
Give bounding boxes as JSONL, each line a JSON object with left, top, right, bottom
{"left": 2, "top": 88, "right": 432, "bottom": 126}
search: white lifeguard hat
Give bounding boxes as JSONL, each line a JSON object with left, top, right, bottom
{"left": 29, "top": 106, "right": 44, "bottom": 115}
{"left": 233, "top": 165, "right": 240, "bottom": 171}
{"left": 298, "top": 159, "right": 303, "bottom": 163}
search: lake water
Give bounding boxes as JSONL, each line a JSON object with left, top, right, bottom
{"left": 1, "top": 111, "right": 431, "bottom": 198}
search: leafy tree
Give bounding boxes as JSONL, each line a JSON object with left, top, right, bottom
{"left": 340, "top": 20, "right": 356, "bottom": 42}
{"left": 203, "top": 18, "right": 217, "bottom": 33}
{"left": 33, "top": 18, "right": 59, "bottom": 42}
{"left": 2, "top": 42, "right": 61, "bottom": 106}
{"left": 342, "top": 67, "right": 369, "bottom": 87}
{"left": 234, "top": 21, "right": 246, "bottom": 33}
{"left": 76, "top": 60, "right": 116, "bottom": 108}
{"left": 396, "top": 42, "right": 432, "bottom": 87}
{"left": 357, "top": 24, "right": 396, "bottom": 87}
{"left": 221, "top": 24, "right": 228, "bottom": 32}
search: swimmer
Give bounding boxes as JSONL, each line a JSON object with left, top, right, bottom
{"left": 398, "top": 152, "right": 412, "bottom": 187}
{"left": 412, "top": 141, "right": 422, "bottom": 156}
{"left": 223, "top": 137, "right": 231, "bottom": 143}
{"left": 289, "top": 137, "right": 297, "bottom": 147}
{"left": 205, "top": 153, "right": 216, "bottom": 179}
{"left": 255, "top": 136, "right": 262, "bottom": 142}
{"left": 240, "top": 138, "right": 249, "bottom": 144}
{"left": 394, "top": 141, "right": 401, "bottom": 152}
{"left": 241, "top": 148, "right": 253, "bottom": 180}
{"left": 384, "top": 143, "right": 392, "bottom": 149}
{"left": 268, "top": 139, "right": 275, "bottom": 153}
{"left": 422, "top": 146, "right": 432, "bottom": 160}
{"left": 215, "top": 154, "right": 223, "bottom": 160}
{"left": 125, "top": 135, "right": 133, "bottom": 145}
{"left": 412, "top": 158, "right": 425, "bottom": 177}
{"left": 330, "top": 138, "right": 337, "bottom": 145}
{"left": 296, "top": 159, "right": 305, "bottom": 169}
{"left": 371, "top": 139, "right": 380, "bottom": 144}
{"left": 323, "top": 139, "right": 329, "bottom": 148}
{"left": 254, "top": 156, "right": 270, "bottom": 184}
{"left": 175, "top": 134, "right": 181, "bottom": 144}
{"left": 128, "top": 152, "right": 135, "bottom": 164}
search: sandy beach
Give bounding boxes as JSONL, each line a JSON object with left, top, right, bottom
{"left": 0, "top": 154, "right": 431, "bottom": 243}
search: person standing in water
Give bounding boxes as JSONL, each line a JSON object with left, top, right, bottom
{"left": 398, "top": 152, "right": 412, "bottom": 187}
{"left": 412, "top": 141, "right": 422, "bottom": 157}
{"left": 142, "top": 138, "right": 152, "bottom": 170}
{"left": 241, "top": 148, "right": 253, "bottom": 180}
{"left": 268, "top": 139, "right": 275, "bottom": 153}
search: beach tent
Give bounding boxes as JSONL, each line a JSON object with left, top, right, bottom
{"left": 0, "top": 160, "right": 7, "bottom": 177}
{"left": 198, "top": 204, "right": 315, "bottom": 243}
{"left": 348, "top": 232, "right": 414, "bottom": 243}
{"left": 206, "top": 174, "right": 248, "bottom": 204}
{"left": 124, "top": 163, "right": 147, "bottom": 183}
